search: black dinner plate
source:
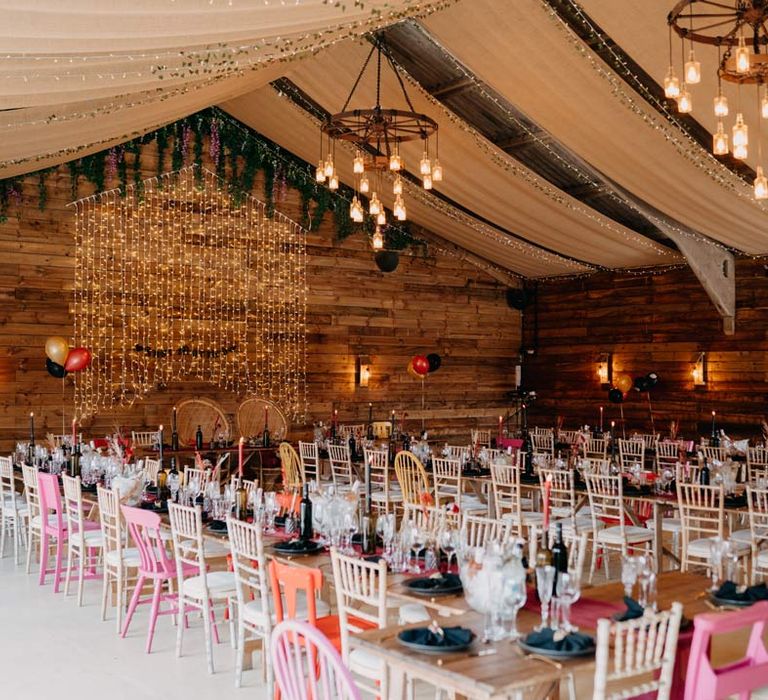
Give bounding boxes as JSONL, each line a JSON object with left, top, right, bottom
{"left": 396, "top": 628, "right": 474, "bottom": 654}
{"left": 709, "top": 593, "right": 755, "bottom": 608}
{"left": 403, "top": 575, "right": 463, "bottom": 597}
{"left": 273, "top": 540, "right": 323, "bottom": 556}
{"left": 518, "top": 636, "right": 596, "bottom": 659}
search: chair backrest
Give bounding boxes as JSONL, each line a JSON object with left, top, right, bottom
{"left": 131, "top": 430, "right": 158, "bottom": 448}
{"left": 538, "top": 466, "right": 577, "bottom": 525}
{"left": 747, "top": 485, "right": 768, "bottom": 544}
{"left": 461, "top": 513, "right": 509, "bottom": 548}
{"left": 585, "top": 472, "right": 627, "bottom": 537}
{"left": 432, "top": 457, "right": 462, "bottom": 504}
{"left": 298, "top": 441, "right": 320, "bottom": 483}
{"left": 37, "top": 472, "right": 65, "bottom": 536}
{"left": 677, "top": 481, "right": 724, "bottom": 542}
{"left": 279, "top": 442, "right": 303, "bottom": 490}
{"left": 22, "top": 463, "right": 40, "bottom": 522}
{"left": 229, "top": 476, "right": 258, "bottom": 505}
{"left": 618, "top": 439, "right": 645, "bottom": 471}
{"left": 656, "top": 441, "right": 681, "bottom": 471}
{"left": 363, "top": 446, "right": 390, "bottom": 493}
{"left": 445, "top": 445, "right": 471, "bottom": 463}
{"left": 531, "top": 433, "right": 554, "bottom": 456}
{"left": 268, "top": 560, "right": 323, "bottom": 626}
{"left": 490, "top": 461, "right": 525, "bottom": 532}
{"left": 61, "top": 474, "right": 86, "bottom": 535}
{"left": 371, "top": 421, "right": 391, "bottom": 439}
{"left": 529, "top": 527, "right": 589, "bottom": 583}
{"left": 328, "top": 444, "right": 353, "bottom": 487}
{"left": 97, "top": 485, "right": 122, "bottom": 562}
{"left": 558, "top": 429, "right": 579, "bottom": 446}
{"left": 271, "top": 619, "right": 362, "bottom": 700}
{"left": 747, "top": 446, "right": 768, "bottom": 482}
{"left": 338, "top": 424, "right": 364, "bottom": 439}
{"left": 632, "top": 433, "right": 659, "bottom": 450}
{"left": 531, "top": 426, "right": 553, "bottom": 437}
{"left": 393, "top": 451, "right": 432, "bottom": 507}
{"left": 228, "top": 517, "right": 271, "bottom": 632}
{"left": 684, "top": 601, "right": 768, "bottom": 700}
{"left": 583, "top": 437, "right": 608, "bottom": 459}
{"left": 0, "top": 456, "right": 19, "bottom": 512}
{"left": 701, "top": 446, "right": 728, "bottom": 464}
{"left": 143, "top": 457, "right": 161, "bottom": 486}
{"left": 470, "top": 429, "right": 491, "bottom": 448}
{"left": 122, "top": 505, "right": 175, "bottom": 575}
{"left": 401, "top": 503, "right": 460, "bottom": 534}
{"left": 183, "top": 466, "right": 211, "bottom": 493}
{"left": 330, "top": 548, "right": 387, "bottom": 673}
{"left": 594, "top": 602, "right": 683, "bottom": 700}
{"left": 167, "top": 502, "right": 206, "bottom": 584}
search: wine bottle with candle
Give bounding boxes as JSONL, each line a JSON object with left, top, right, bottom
{"left": 171, "top": 406, "right": 179, "bottom": 451}
{"left": 710, "top": 411, "right": 720, "bottom": 448}
{"left": 366, "top": 403, "right": 374, "bottom": 440}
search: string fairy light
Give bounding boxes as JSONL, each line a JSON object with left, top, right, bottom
{"left": 70, "top": 165, "right": 307, "bottom": 420}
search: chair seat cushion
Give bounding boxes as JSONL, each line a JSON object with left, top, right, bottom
{"left": 105, "top": 547, "right": 141, "bottom": 568}
{"left": 596, "top": 526, "right": 653, "bottom": 545}
{"left": 31, "top": 514, "right": 67, "bottom": 529}
{"left": 69, "top": 529, "right": 104, "bottom": 548}
{"left": 687, "top": 537, "right": 751, "bottom": 559}
{"left": 730, "top": 528, "right": 762, "bottom": 544}
{"left": 242, "top": 593, "right": 331, "bottom": 625}
{"left": 371, "top": 492, "right": 402, "bottom": 503}
{"left": 182, "top": 571, "right": 236, "bottom": 600}
{"left": 349, "top": 647, "right": 386, "bottom": 676}
{"left": 646, "top": 518, "right": 682, "bottom": 533}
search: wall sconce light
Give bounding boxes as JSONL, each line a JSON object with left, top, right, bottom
{"left": 692, "top": 352, "right": 707, "bottom": 386}
{"left": 355, "top": 355, "right": 370, "bottom": 388}
{"left": 597, "top": 353, "right": 613, "bottom": 388}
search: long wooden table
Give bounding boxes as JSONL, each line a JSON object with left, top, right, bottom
{"left": 351, "top": 570, "right": 713, "bottom": 700}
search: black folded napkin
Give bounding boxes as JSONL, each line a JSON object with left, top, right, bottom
{"left": 274, "top": 538, "right": 320, "bottom": 552}
{"left": 407, "top": 573, "right": 462, "bottom": 591}
{"left": 523, "top": 628, "right": 594, "bottom": 653}
{"left": 399, "top": 626, "right": 474, "bottom": 648}
{"left": 724, "top": 495, "right": 748, "bottom": 508}
{"left": 615, "top": 596, "right": 644, "bottom": 621}
{"left": 716, "top": 581, "right": 768, "bottom": 602}
{"left": 208, "top": 520, "right": 227, "bottom": 531}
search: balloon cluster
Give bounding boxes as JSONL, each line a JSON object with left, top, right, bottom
{"left": 45, "top": 337, "right": 92, "bottom": 378}
{"left": 407, "top": 353, "right": 442, "bottom": 379}
{"left": 607, "top": 372, "right": 659, "bottom": 403}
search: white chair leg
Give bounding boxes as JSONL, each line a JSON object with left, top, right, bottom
{"left": 0, "top": 514, "right": 7, "bottom": 558}
{"left": 25, "top": 527, "right": 34, "bottom": 574}
{"left": 202, "top": 598, "right": 215, "bottom": 675}
{"left": 234, "top": 624, "right": 245, "bottom": 688}
{"left": 228, "top": 598, "right": 236, "bottom": 650}
{"left": 175, "top": 596, "right": 185, "bottom": 658}
{"left": 77, "top": 547, "right": 86, "bottom": 606}
{"left": 64, "top": 541, "right": 74, "bottom": 596}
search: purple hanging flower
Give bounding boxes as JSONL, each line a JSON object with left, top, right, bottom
{"left": 9, "top": 184, "right": 22, "bottom": 205}
{"left": 106, "top": 148, "right": 119, "bottom": 178}
{"left": 209, "top": 120, "right": 220, "bottom": 165}
{"left": 182, "top": 124, "right": 193, "bottom": 163}
{"left": 279, "top": 169, "right": 288, "bottom": 202}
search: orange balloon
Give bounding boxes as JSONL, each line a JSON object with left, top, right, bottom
{"left": 45, "top": 336, "right": 69, "bottom": 366}
{"left": 616, "top": 374, "right": 633, "bottom": 394}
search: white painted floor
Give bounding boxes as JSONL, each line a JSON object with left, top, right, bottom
{"left": 0, "top": 556, "right": 270, "bottom": 700}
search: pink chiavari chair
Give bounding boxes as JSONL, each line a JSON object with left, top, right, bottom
{"left": 37, "top": 472, "right": 69, "bottom": 592}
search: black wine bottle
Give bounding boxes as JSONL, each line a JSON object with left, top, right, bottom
{"left": 195, "top": 425, "right": 203, "bottom": 451}
{"left": 535, "top": 526, "right": 552, "bottom": 568}
{"left": 262, "top": 423, "right": 270, "bottom": 448}
{"left": 235, "top": 482, "right": 248, "bottom": 521}
{"left": 700, "top": 458, "right": 711, "bottom": 486}
{"left": 171, "top": 430, "right": 179, "bottom": 451}
{"left": 523, "top": 430, "right": 534, "bottom": 478}
{"left": 168, "top": 457, "right": 179, "bottom": 502}
{"left": 299, "top": 483, "right": 313, "bottom": 541}
{"left": 550, "top": 523, "right": 568, "bottom": 592}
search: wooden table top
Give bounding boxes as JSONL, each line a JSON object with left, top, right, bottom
{"left": 350, "top": 571, "right": 712, "bottom": 699}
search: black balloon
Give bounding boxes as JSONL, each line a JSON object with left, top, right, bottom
{"left": 426, "top": 353, "right": 442, "bottom": 373}
{"left": 633, "top": 376, "right": 650, "bottom": 392}
{"left": 46, "top": 358, "right": 67, "bottom": 379}
{"left": 645, "top": 372, "right": 659, "bottom": 388}
{"left": 608, "top": 388, "right": 624, "bottom": 404}
{"left": 374, "top": 250, "right": 399, "bottom": 273}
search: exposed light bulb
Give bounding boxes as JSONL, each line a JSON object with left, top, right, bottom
{"left": 677, "top": 87, "right": 692, "bottom": 114}
{"left": 762, "top": 94, "right": 768, "bottom": 119}
{"left": 432, "top": 160, "right": 443, "bottom": 182}
{"left": 713, "top": 94, "right": 729, "bottom": 118}
{"left": 328, "top": 173, "right": 339, "bottom": 190}
{"left": 371, "top": 228, "right": 384, "bottom": 251}
{"left": 389, "top": 153, "right": 402, "bottom": 171}
{"left": 423, "top": 173, "right": 433, "bottom": 190}
{"left": 736, "top": 37, "right": 751, "bottom": 74}
{"left": 315, "top": 160, "right": 326, "bottom": 183}
{"left": 712, "top": 122, "right": 729, "bottom": 155}
{"left": 733, "top": 143, "right": 748, "bottom": 160}
{"left": 350, "top": 196, "right": 364, "bottom": 222}
{"left": 324, "top": 159, "right": 334, "bottom": 178}
{"left": 369, "top": 194, "right": 381, "bottom": 216}
{"left": 376, "top": 211, "right": 387, "bottom": 226}
{"left": 664, "top": 66, "right": 680, "bottom": 99}
{"left": 359, "top": 175, "right": 369, "bottom": 194}
{"left": 755, "top": 166, "right": 768, "bottom": 199}
{"left": 733, "top": 112, "right": 749, "bottom": 147}
{"left": 393, "top": 195, "right": 406, "bottom": 221}
{"left": 353, "top": 152, "right": 365, "bottom": 174}
{"left": 393, "top": 175, "right": 403, "bottom": 195}
{"left": 685, "top": 49, "right": 701, "bottom": 84}
{"left": 419, "top": 152, "right": 431, "bottom": 176}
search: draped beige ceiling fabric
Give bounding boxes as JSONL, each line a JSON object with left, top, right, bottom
{"left": 424, "top": 0, "right": 768, "bottom": 254}
{"left": 0, "top": 0, "right": 451, "bottom": 177}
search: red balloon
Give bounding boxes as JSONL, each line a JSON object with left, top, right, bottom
{"left": 412, "top": 355, "right": 429, "bottom": 377}
{"left": 64, "top": 347, "right": 92, "bottom": 372}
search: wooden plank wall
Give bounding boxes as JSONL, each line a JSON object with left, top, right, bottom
{"left": 0, "top": 142, "right": 520, "bottom": 451}
{"left": 522, "top": 261, "right": 768, "bottom": 439}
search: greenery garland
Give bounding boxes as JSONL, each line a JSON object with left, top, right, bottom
{"left": 0, "top": 106, "right": 418, "bottom": 252}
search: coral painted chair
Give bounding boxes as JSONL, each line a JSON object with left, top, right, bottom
{"left": 684, "top": 600, "right": 768, "bottom": 700}
{"left": 271, "top": 619, "right": 361, "bottom": 700}
{"left": 121, "top": 505, "right": 195, "bottom": 653}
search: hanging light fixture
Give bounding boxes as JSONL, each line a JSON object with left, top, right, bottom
{"left": 371, "top": 226, "right": 384, "bottom": 250}
{"left": 317, "top": 40, "right": 443, "bottom": 231}
{"left": 666, "top": 4, "right": 768, "bottom": 199}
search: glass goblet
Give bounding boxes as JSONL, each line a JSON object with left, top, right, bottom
{"left": 535, "top": 565, "right": 556, "bottom": 630}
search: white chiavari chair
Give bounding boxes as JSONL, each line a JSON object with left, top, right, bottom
{"left": 531, "top": 427, "right": 553, "bottom": 437}
{"left": 746, "top": 485, "right": 768, "bottom": 584}
{"left": 529, "top": 527, "right": 589, "bottom": 583}
{"left": 482, "top": 448, "right": 504, "bottom": 464}
{"left": 444, "top": 444, "right": 471, "bottom": 464}
{"left": 364, "top": 447, "right": 401, "bottom": 515}
{"left": 338, "top": 424, "right": 364, "bottom": 439}
{"left": 700, "top": 446, "right": 728, "bottom": 464}
{"left": 470, "top": 428, "right": 491, "bottom": 448}
{"left": 328, "top": 443, "right": 354, "bottom": 488}
{"left": 632, "top": 433, "right": 659, "bottom": 450}
{"left": 531, "top": 433, "right": 555, "bottom": 457}
{"left": 432, "top": 457, "right": 486, "bottom": 514}
{"left": 183, "top": 465, "right": 211, "bottom": 493}
{"left": 593, "top": 602, "right": 683, "bottom": 700}
{"left": 143, "top": 457, "right": 162, "bottom": 486}
{"left": 394, "top": 451, "right": 432, "bottom": 508}
{"left": 538, "top": 466, "right": 594, "bottom": 537}
{"left": 371, "top": 421, "right": 392, "bottom": 439}
{"left": 460, "top": 512, "right": 509, "bottom": 548}
{"left": 583, "top": 437, "right": 608, "bottom": 460}
{"left": 618, "top": 438, "right": 645, "bottom": 472}
{"left": 585, "top": 472, "right": 652, "bottom": 583}
{"left": 491, "top": 461, "right": 544, "bottom": 538}
{"left": 229, "top": 476, "right": 258, "bottom": 504}
{"left": 168, "top": 502, "right": 237, "bottom": 674}
{"left": 0, "top": 455, "right": 27, "bottom": 564}
{"left": 22, "top": 463, "right": 41, "bottom": 574}
{"left": 131, "top": 430, "right": 158, "bottom": 448}
{"left": 401, "top": 503, "right": 461, "bottom": 534}
{"left": 227, "top": 517, "right": 273, "bottom": 690}
{"left": 279, "top": 442, "right": 303, "bottom": 491}
{"left": 655, "top": 441, "right": 681, "bottom": 473}
{"left": 747, "top": 446, "right": 768, "bottom": 483}
{"left": 62, "top": 474, "right": 103, "bottom": 606}
{"left": 298, "top": 441, "right": 321, "bottom": 483}
{"left": 558, "top": 429, "right": 579, "bottom": 446}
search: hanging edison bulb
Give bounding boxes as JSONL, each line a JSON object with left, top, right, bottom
{"left": 713, "top": 122, "right": 729, "bottom": 155}
{"left": 393, "top": 175, "right": 403, "bottom": 195}
{"left": 328, "top": 173, "right": 339, "bottom": 190}
{"left": 353, "top": 151, "right": 365, "bottom": 174}
{"left": 376, "top": 211, "right": 386, "bottom": 226}
{"left": 762, "top": 92, "right": 768, "bottom": 119}
{"left": 685, "top": 49, "right": 701, "bottom": 84}
{"left": 432, "top": 160, "right": 443, "bottom": 182}
{"left": 713, "top": 93, "right": 729, "bottom": 118}
{"left": 315, "top": 160, "right": 326, "bottom": 183}
{"left": 393, "top": 195, "right": 406, "bottom": 221}
{"left": 324, "top": 158, "right": 334, "bottom": 178}
{"left": 423, "top": 173, "right": 433, "bottom": 190}
{"left": 389, "top": 153, "right": 402, "bottom": 171}
{"left": 419, "top": 152, "right": 432, "bottom": 176}
{"left": 664, "top": 66, "right": 681, "bottom": 99}
{"left": 677, "top": 86, "right": 692, "bottom": 113}
{"left": 350, "top": 196, "right": 364, "bottom": 222}
{"left": 359, "top": 175, "right": 370, "bottom": 194}
{"left": 369, "top": 193, "right": 381, "bottom": 216}
{"left": 755, "top": 166, "right": 768, "bottom": 199}
{"left": 733, "top": 143, "right": 748, "bottom": 159}
{"left": 736, "top": 36, "right": 751, "bottom": 74}
{"left": 733, "top": 113, "right": 749, "bottom": 147}
{"left": 371, "top": 227, "right": 384, "bottom": 251}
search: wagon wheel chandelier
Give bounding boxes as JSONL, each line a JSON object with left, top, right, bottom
{"left": 665, "top": 1, "right": 768, "bottom": 198}
{"left": 315, "top": 40, "right": 443, "bottom": 246}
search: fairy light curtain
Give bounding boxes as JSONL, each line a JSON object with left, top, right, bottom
{"left": 72, "top": 166, "right": 307, "bottom": 420}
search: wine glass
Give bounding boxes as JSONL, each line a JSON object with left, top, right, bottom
{"left": 438, "top": 527, "right": 459, "bottom": 573}
{"left": 621, "top": 555, "right": 638, "bottom": 599}
{"left": 556, "top": 572, "right": 581, "bottom": 632}
{"left": 535, "top": 565, "right": 556, "bottom": 630}
{"left": 501, "top": 566, "right": 527, "bottom": 640}
{"left": 342, "top": 510, "right": 358, "bottom": 555}
{"left": 263, "top": 492, "right": 278, "bottom": 534}
{"left": 376, "top": 513, "right": 395, "bottom": 560}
